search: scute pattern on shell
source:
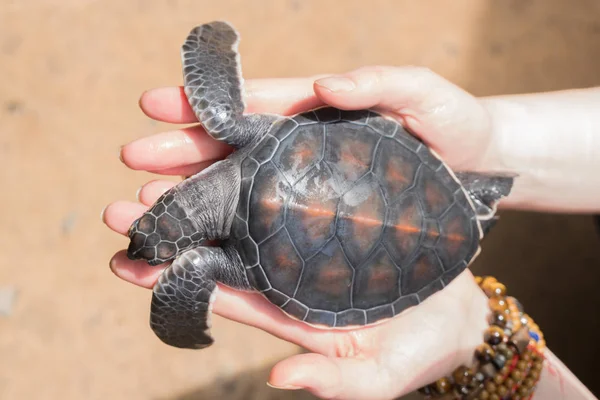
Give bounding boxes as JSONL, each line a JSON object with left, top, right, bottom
{"left": 228, "top": 107, "right": 480, "bottom": 327}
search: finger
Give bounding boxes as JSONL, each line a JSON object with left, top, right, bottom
{"left": 120, "top": 126, "right": 232, "bottom": 172}
{"left": 147, "top": 160, "right": 215, "bottom": 177}
{"left": 110, "top": 250, "right": 168, "bottom": 288}
{"left": 136, "top": 180, "right": 177, "bottom": 206}
{"left": 102, "top": 201, "right": 147, "bottom": 235}
{"left": 313, "top": 66, "right": 491, "bottom": 169}
{"left": 269, "top": 353, "right": 391, "bottom": 400}
{"left": 139, "top": 77, "right": 327, "bottom": 124}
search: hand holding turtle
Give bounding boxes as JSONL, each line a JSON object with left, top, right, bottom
{"left": 104, "top": 62, "right": 506, "bottom": 399}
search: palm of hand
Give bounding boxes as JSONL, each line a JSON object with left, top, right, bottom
{"left": 104, "top": 67, "right": 494, "bottom": 399}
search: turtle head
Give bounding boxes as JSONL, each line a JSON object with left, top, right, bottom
{"left": 126, "top": 190, "right": 202, "bottom": 266}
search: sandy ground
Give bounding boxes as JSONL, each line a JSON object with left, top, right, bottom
{"left": 1, "top": 0, "right": 600, "bottom": 399}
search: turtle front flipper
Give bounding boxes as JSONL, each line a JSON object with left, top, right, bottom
{"left": 127, "top": 159, "right": 240, "bottom": 265}
{"left": 150, "top": 245, "right": 250, "bottom": 349}
{"left": 182, "top": 21, "right": 277, "bottom": 148}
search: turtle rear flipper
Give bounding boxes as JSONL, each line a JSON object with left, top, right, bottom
{"left": 151, "top": 246, "right": 250, "bottom": 349}
{"left": 182, "top": 21, "right": 276, "bottom": 148}
{"left": 455, "top": 171, "right": 515, "bottom": 230}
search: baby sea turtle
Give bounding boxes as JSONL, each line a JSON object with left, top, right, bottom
{"left": 126, "top": 21, "right": 514, "bottom": 349}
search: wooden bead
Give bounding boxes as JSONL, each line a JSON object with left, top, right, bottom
{"left": 435, "top": 377, "right": 451, "bottom": 394}
{"left": 453, "top": 366, "right": 473, "bottom": 386}
{"left": 518, "top": 385, "right": 531, "bottom": 397}
{"left": 493, "top": 373, "right": 505, "bottom": 385}
{"left": 486, "top": 282, "right": 507, "bottom": 297}
{"left": 489, "top": 297, "right": 510, "bottom": 313}
{"left": 485, "top": 326, "right": 505, "bottom": 345}
{"left": 504, "top": 377, "right": 515, "bottom": 389}
{"left": 489, "top": 394, "right": 500, "bottom": 400}
{"left": 482, "top": 276, "right": 497, "bottom": 287}
{"left": 511, "top": 369, "right": 523, "bottom": 381}
{"left": 524, "top": 378, "right": 535, "bottom": 388}
{"left": 496, "top": 385, "right": 509, "bottom": 397}
{"left": 484, "top": 381, "right": 496, "bottom": 393}
{"left": 489, "top": 311, "right": 508, "bottom": 328}
{"left": 479, "top": 389, "right": 490, "bottom": 399}
{"left": 475, "top": 343, "right": 495, "bottom": 363}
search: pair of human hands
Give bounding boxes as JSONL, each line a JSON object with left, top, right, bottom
{"left": 103, "top": 66, "right": 499, "bottom": 400}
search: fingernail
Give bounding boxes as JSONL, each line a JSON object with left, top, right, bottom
{"left": 315, "top": 76, "right": 356, "bottom": 93}
{"left": 266, "top": 382, "right": 302, "bottom": 391}
{"left": 118, "top": 146, "right": 125, "bottom": 164}
{"left": 108, "top": 255, "right": 117, "bottom": 272}
{"left": 100, "top": 205, "right": 108, "bottom": 223}
{"left": 135, "top": 186, "right": 142, "bottom": 202}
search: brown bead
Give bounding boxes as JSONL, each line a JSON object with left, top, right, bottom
{"left": 517, "top": 360, "right": 528, "bottom": 371}
{"left": 524, "top": 378, "right": 535, "bottom": 388}
{"left": 489, "top": 394, "right": 500, "bottom": 400}
{"left": 489, "top": 311, "right": 508, "bottom": 328}
{"left": 489, "top": 297, "right": 510, "bottom": 313}
{"left": 482, "top": 276, "right": 497, "bottom": 287}
{"left": 485, "top": 326, "right": 505, "bottom": 345}
{"left": 479, "top": 389, "right": 490, "bottom": 399}
{"left": 453, "top": 366, "right": 473, "bottom": 386}
{"left": 475, "top": 343, "right": 496, "bottom": 363}
{"left": 496, "top": 385, "right": 509, "bottom": 396}
{"left": 511, "top": 369, "right": 523, "bottom": 381}
{"left": 518, "top": 386, "right": 531, "bottom": 397}
{"left": 493, "top": 373, "right": 505, "bottom": 385}
{"left": 529, "top": 369, "right": 540, "bottom": 380}
{"left": 486, "top": 282, "right": 507, "bottom": 297}
{"left": 484, "top": 381, "right": 496, "bottom": 393}
{"left": 504, "top": 378, "right": 515, "bottom": 389}
{"left": 435, "top": 377, "right": 451, "bottom": 394}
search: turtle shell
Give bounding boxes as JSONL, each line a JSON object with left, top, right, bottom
{"left": 228, "top": 107, "right": 481, "bottom": 328}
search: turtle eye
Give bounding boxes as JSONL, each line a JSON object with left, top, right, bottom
{"left": 126, "top": 191, "right": 202, "bottom": 265}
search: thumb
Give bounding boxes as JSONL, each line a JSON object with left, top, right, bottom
{"left": 268, "top": 353, "right": 396, "bottom": 400}
{"left": 313, "top": 66, "right": 492, "bottom": 169}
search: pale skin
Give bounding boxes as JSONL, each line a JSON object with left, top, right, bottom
{"left": 103, "top": 66, "right": 600, "bottom": 400}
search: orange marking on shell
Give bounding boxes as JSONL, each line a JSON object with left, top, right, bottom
{"left": 386, "top": 162, "right": 409, "bottom": 184}
{"left": 315, "top": 253, "right": 352, "bottom": 295}
{"left": 261, "top": 199, "right": 465, "bottom": 241}
{"left": 339, "top": 148, "right": 370, "bottom": 169}
{"left": 367, "top": 268, "right": 397, "bottom": 292}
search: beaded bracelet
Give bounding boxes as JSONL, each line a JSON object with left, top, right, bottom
{"left": 417, "top": 276, "right": 546, "bottom": 400}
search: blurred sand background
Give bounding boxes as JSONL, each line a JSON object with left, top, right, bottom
{"left": 1, "top": 0, "right": 600, "bottom": 399}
